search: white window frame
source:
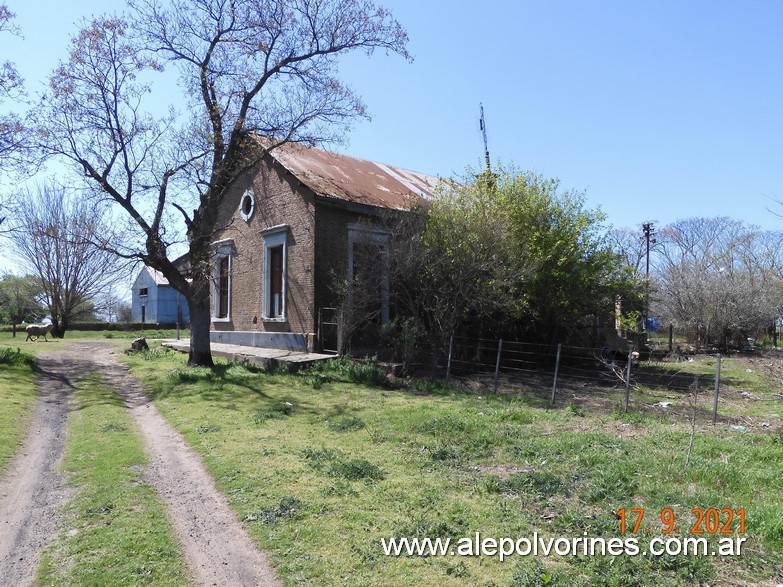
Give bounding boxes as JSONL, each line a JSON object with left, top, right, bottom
{"left": 261, "top": 225, "right": 288, "bottom": 322}
{"left": 239, "top": 189, "right": 255, "bottom": 222}
{"left": 347, "top": 223, "right": 391, "bottom": 325}
{"left": 211, "top": 240, "right": 235, "bottom": 322}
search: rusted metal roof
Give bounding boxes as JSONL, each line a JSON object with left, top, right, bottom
{"left": 266, "top": 141, "right": 441, "bottom": 211}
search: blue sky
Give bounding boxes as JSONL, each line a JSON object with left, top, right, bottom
{"left": 4, "top": 0, "right": 783, "bottom": 235}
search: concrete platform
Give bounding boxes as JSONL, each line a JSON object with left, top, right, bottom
{"left": 161, "top": 339, "right": 335, "bottom": 370}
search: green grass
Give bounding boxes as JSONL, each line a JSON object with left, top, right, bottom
{"left": 122, "top": 348, "right": 783, "bottom": 586}
{"left": 36, "top": 372, "right": 189, "bottom": 587}
{"left": 0, "top": 347, "right": 39, "bottom": 476}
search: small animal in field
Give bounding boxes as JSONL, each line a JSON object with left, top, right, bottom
{"left": 25, "top": 323, "right": 54, "bottom": 342}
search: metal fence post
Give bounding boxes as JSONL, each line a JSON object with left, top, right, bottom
{"left": 493, "top": 339, "right": 503, "bottom": 393}
{"left": 445, "top": 335, "right": 454, "bottom": 382}
{"left": 712, "top": 353, "right": 722, "bottom": 425}
{"left": 550, "top": 343, "right": 562, "bottom": 406}
{"left": 623, "top": 347, "right": 633, "bottom": 413}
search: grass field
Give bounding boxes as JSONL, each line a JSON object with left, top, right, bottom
{"left": 0, "top": 328, "right": 189, "bottom": 342}
{"left": 123, "top": 346, "right": 783, "bottom": 586}
{"left": 0, "top": 347, "right": 39, "bottom": 476}
{"left": 36, "top": 372, "right": 189, "bottom": 587}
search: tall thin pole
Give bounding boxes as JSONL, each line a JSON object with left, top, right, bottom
{"left": 445, "top": 335, "right": 454, "bottom": 383}
{"left": 551, "top": 343, "right": 562, "bottom": 406}
{"left": 624, "top": 347, "right": 634, "bottom": 413}
{"left": 712, "top": 354, "right": 722, "bottom": 425}
{"left": 642, "top": 223, "right": 655, "bottom": 334}
{"left": 493, "top": 339, "right": 503, "bottom": 393}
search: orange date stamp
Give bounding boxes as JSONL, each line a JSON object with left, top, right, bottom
{"left": 616, "top": 508, "right": 745, "bottom": 535}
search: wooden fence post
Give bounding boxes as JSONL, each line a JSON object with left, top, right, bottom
{"left": 623, "top": 347, "right": 633, "bottom": 413}
{"left": 493, "top": 339, "right": 503, "bottom": 393}
{"left": 445, "top": 335, "right": 454, "bottom": 382}
{"left": 712, "top": 354, "right": 722, "bottom": 425}
{"left": 550, "top": 343, "right": 562, "bottom": 406}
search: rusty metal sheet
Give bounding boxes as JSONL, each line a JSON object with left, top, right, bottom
{"left": 267, "top": 141, "right": 440, "bottom": 210}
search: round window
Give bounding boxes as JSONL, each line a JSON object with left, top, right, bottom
{"left": 239, "top": 189, "right": 255, "bottom": 221}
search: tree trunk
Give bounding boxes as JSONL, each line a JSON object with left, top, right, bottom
{"left": 187, "top": 269, "right": 214, "bottom": 368}
{"left": 51, "top": 317, "right": 66, "bottom": 338}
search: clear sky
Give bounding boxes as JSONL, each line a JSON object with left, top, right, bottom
{"left": 4, "top": 0, "right": 783, "bottom": 236}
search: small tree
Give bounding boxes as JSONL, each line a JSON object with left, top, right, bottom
{"left": 9, "top": 185, "right": 127, "bottom": 337}
{"left": 0, "top": 273, "right": 45, "bottom": 335}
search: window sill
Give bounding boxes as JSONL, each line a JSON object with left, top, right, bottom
{"left": 262, "top": 317, "right": 287, "bottom": 323}
{"left": 211, "top": 317, "right": 232, "bottom": 323}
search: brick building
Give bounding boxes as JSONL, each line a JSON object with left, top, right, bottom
{"left": 209, "top": 141, "right": 440, "bottom": 352}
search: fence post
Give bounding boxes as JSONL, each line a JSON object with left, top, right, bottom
{"left": 550, "top": 343, "right": 562, "bottom": 406}
{"left": 623, "top": 346, "right": 633, "bottom": 413}
{"left": 445, "top": 335, "right": 454, "bottom": 382}
{"left": 493, "top": 339, "right": 503, "bottom": 393}
{"left": 712, "top": 353, "right": 722, "bottom": 425}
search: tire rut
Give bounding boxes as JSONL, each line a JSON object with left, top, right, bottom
{"left": 0, "top": 352, "right": 74, "bottom": 587}
{"left": 90, "top": 343, "right": 280, "bottom": 587}
{"left": 0, "top": 342, "right": 280, "bottom": 587}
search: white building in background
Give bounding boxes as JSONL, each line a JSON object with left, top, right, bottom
{"left": 130, "top": 266, "right": 190, "bottom": 325}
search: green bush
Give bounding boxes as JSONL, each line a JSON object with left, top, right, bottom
{"left": 0, "top": 347, "right": 36, "bottom": 367}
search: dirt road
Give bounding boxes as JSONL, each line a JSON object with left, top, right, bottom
{"left": 0, "top": 341, "right": 280, "bottom": 587}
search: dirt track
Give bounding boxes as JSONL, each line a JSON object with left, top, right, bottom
{"left": 0, "top": 341, "right": 280, "bottom": 587}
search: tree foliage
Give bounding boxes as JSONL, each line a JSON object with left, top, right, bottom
{"left": 385, "top": 167, "right": 641, "bottom": 361}
{"left": 32, "top": 0, "right": 409, "bottom": 365}
{"left": 0, "top": 274, "right": 45, "bottom": 331}
{"left": 9, "top": 185, "right": 127, "bottom": 337}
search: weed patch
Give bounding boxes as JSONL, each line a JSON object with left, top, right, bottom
{"left": 0, "top": 347, "right": 36, "bottom": 367}
{"left": 253, "top": 401, "right": 294, "bottom": 423}
{"left": 485, "top": 470, "right": 569, "bottom": 498}
{"left": 326, "top": 414, "right": 366, "bottom": 432}
{"left": 303, "top": 447, "right": 384, "bottom": 480}
{"left": 245, "top": 495, "right": 303, "bottom": 525}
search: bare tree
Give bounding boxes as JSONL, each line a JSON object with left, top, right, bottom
{"left": 9, "top": 185, "right": 128, "bottom": 337}
{"left": 653, "top": 217, "right": 783, "bottom": 349}
{"left": 32, "top": 0, "right": 409, "bottom": 366}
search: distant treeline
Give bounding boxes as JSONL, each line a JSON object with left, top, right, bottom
{"left": 0, "top": 322, "right": 187, "bottom": 333}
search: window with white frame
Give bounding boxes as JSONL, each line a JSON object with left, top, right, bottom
{"left": 212, "top": 241, "right": 234, "bottom": 321}
{"left": 261, "top": 226, "right": 288, "bottom": 321}
{"left": 348, "top": 224, "right": 391, "bottom": 325}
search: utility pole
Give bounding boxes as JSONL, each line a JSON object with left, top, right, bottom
{"left": 642, "top": 222, "right": 655, "bottom": 334}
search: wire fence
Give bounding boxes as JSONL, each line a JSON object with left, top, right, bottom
{"left": 412, "top": 335, "right": 783, "bottom": 424}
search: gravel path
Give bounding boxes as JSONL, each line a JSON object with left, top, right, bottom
{"left": 0, "top": 341, "right": 280, "bottom": 587}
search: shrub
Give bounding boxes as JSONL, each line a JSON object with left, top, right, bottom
{"left": 0, "top": 347, "right": 35, "bottom": 367}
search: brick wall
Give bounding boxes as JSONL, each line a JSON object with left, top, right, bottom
{"left": 211, "top": 156, "right": 316, "bottom": 337}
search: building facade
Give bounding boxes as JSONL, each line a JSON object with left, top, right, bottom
{"left": 208, "top": 141, "right": 439, "bottom": 352}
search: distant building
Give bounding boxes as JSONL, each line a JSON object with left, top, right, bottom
{"left": 130, "top": 266, "right": 190, "bottom": 325}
